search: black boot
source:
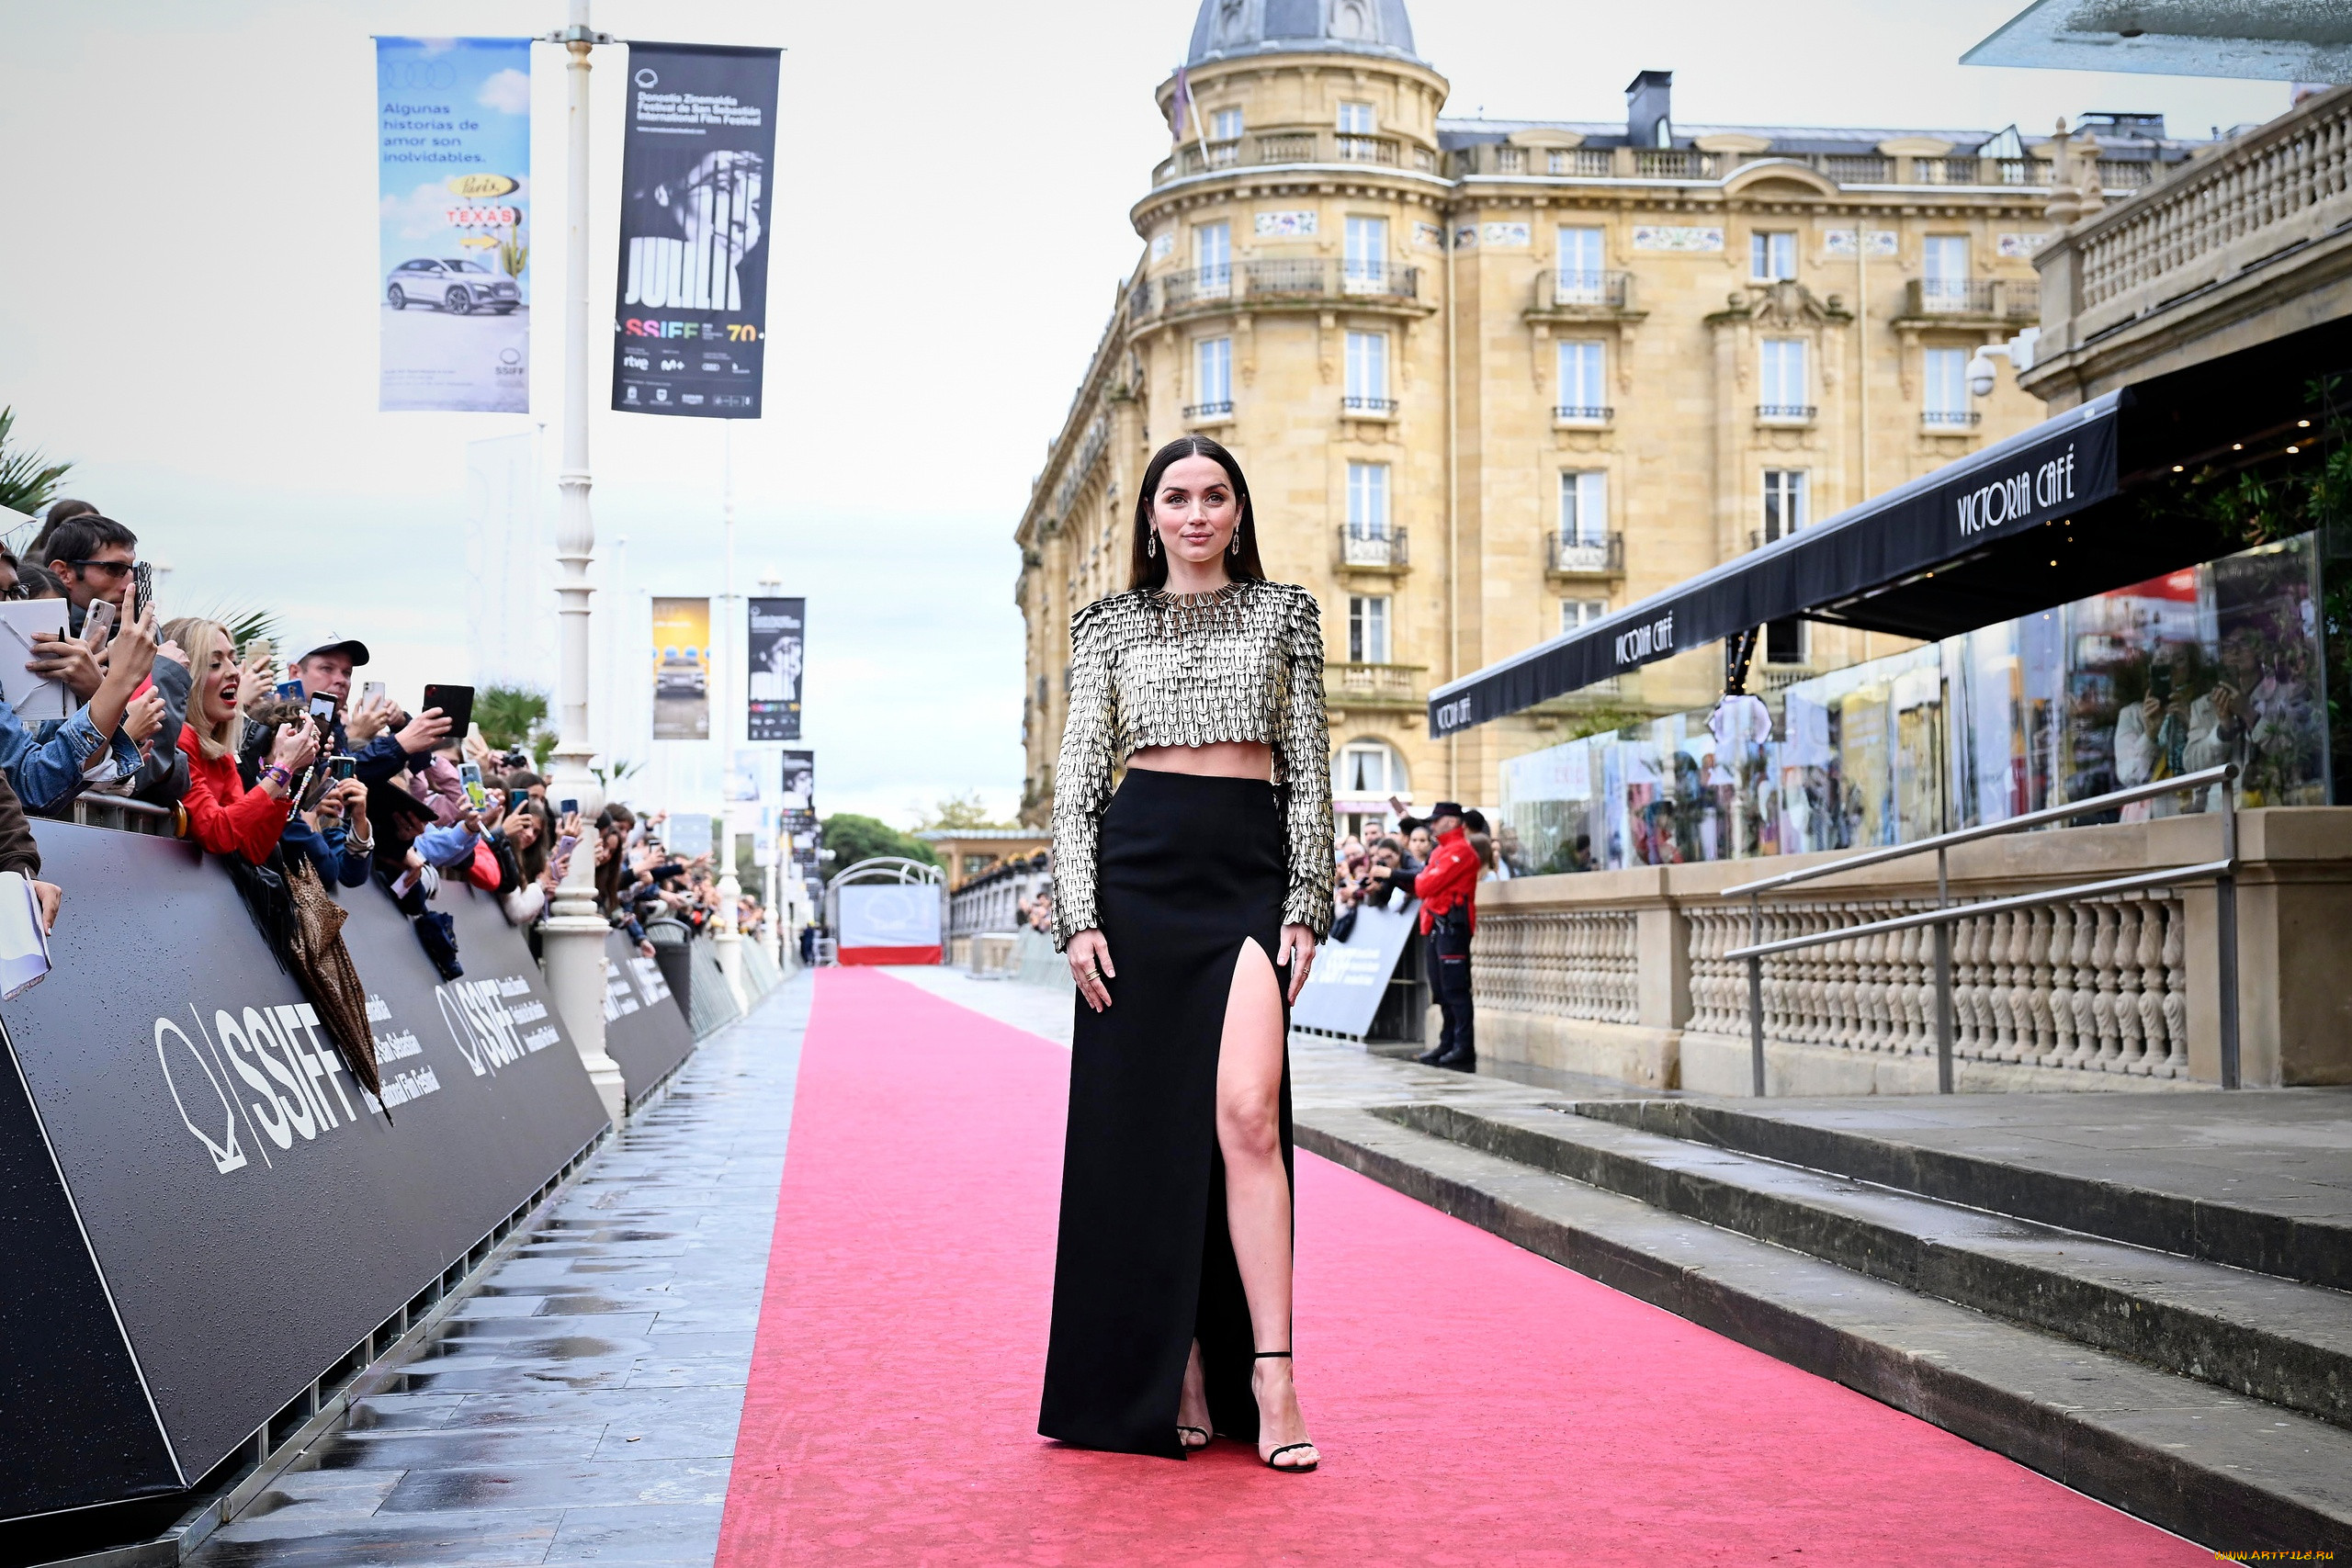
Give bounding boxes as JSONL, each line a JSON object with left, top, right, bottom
{"left": 1433, "top": 1049, "right": 1476, "bottom": 1073}
{"left": 1415, "top": 1044, "right": 1449, "bottom": 1066}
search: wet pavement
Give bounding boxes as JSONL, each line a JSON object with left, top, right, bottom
{"left": 184, "top": 977, "right": 808, "bottom": 1568}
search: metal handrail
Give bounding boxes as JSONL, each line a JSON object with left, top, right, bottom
{"left": 1721, "top": 764, "right": 2242, "bottom": 1097}
{"left": 1721, "top": 765, "right": 2233, "bottom": 897}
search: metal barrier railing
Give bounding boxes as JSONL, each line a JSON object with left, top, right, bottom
{"left": 1720, "top": 764, "right": 2241, "bottom": 1096}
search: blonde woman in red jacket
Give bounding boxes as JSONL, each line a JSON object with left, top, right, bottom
{"left": 163, "top": 618, "right": 317, "bottom": 864}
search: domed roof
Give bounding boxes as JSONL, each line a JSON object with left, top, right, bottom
{"left": 1185, "top": 0, "right": 1422, "bottom": 68}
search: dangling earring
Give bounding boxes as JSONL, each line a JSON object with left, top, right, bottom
{"left": 1229, "top": 525, "right": 1242, "bottom": 557}
{"left": 1147, "top": 529, "right": 1158, "bottom": 558}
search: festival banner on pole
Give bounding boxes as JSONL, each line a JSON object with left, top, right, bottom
{"left": 746, "top": 596, "right": 804, "bottom": 740}
{"left": 650, "top": 596, "right": 711, "bottom": 740}
{"left": 611, "top": 43, "right": 782, "bottom": 419}
{"left": 377, "top": 38, "right": 532, "bottom": 412}
{"left": 779, "top": 749, "right": 816, "bottom": 881}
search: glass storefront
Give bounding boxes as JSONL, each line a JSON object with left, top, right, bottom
{"left": 1497, "top": 534, "right": 2333, "bottom": 876}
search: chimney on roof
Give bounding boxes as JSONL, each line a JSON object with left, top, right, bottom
{"left": 1626, "top": 70, "right": 1673, "bottom": 149}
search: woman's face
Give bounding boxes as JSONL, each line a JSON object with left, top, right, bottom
{"left": 505, "top": 813, "right": 540, "bottom": 851}
{"left": 200, "top": 641, "right": 241, "bottom": 722}
{"left": 1409, "top": 827, "right": 1432, "bottom": 858}
{"left": 1150, "top": 454, "right": 1240, "bottom": 563}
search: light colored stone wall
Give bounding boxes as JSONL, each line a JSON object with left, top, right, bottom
{"left": 1017, "top": 47, "right": 2059, "bottom": 825}
{"left": 1457, "top": 807, "right": 2352, "bottom": 1095}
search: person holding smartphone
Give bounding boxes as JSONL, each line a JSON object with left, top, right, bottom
{"left": 163, "top": 618, "right": 315, "bottom": 864}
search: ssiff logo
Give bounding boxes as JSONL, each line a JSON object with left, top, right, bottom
{"left": 154, "top": 1001, "right": 372, "bottom": 1176}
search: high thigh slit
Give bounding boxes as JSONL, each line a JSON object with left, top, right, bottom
{"left": 1039, "top": 768, "right": 1295, "bottom": 1459}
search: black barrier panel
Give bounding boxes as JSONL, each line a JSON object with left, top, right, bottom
{"left": 0, "top": 826, "right": 611, "bottom": 1522}
{"left": 600, "top": 929, "right": 694, "bottom": 1106}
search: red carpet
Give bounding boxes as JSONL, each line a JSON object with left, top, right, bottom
{"left": 718, "top": 969, "right": 2201, "bottom": 1566}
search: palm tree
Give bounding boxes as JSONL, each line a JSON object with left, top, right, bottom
{"left": 0, "top": 407, "right": 71, "bottom": 517}
{"left": 475, "top": 683, "right": 549, "bottom": 750}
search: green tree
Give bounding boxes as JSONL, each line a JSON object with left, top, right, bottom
{"left": 820, "top": 813, "right": 937, "bottom": 872}
{"left": 913, "top": 790, "right": 1015, "bottom": 830}
{"left": 0, "top": 407, "right": 72, "bottom": 517}
{"left": 475, "top": 683, "right": 550, "bottom": 752}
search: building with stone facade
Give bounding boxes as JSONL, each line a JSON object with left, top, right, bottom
{"left": 1015, "top": 0, "right": 2206, "bottom": 839}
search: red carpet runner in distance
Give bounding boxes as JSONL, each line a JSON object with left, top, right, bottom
{"left": 717, "top": 968, "right": 2202, "bottom": 1567}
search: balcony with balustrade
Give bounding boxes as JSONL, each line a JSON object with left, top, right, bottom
{"left": 1325, "top": 660, "right": 1426, "bottom": 714}
{"left": 1336, "top": 525, "right": 1408, "bottom": 573}
{"left": 1128, "top": 258, "right": 1430, "bottom": 327}
{"left": 1442, "top": 141, "right": 2172, "bottom": 192}
{"left": 1153, "top": 127, "right": 1442, "bottom": 185}
{"left": 1896, "top": 276, "right": 2041, "bottom": 325}
{"left": 2023, "top": 83, "right": 2352, "bottom": 410}
{"left": 1545, "top": 531, "right": 1624, "bottom": 580}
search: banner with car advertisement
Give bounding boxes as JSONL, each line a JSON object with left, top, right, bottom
{"left": 746, "top": 596, "right": 804, "bottom": 740}
{"left": 650, "top": 596, "right": 711, "bottom": 740}
{"left": 377, "top": 37, "right": 532, "bottom": 413}
{"left": 612, "top": 43, "right": 782, "bottom": 419}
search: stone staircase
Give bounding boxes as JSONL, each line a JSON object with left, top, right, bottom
{"left": 1294, "top": 1088, "right": 2352, "bottom": 1553}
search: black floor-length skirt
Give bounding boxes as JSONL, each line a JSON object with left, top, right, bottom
{"left": 1038, "top": 768, "right": 1295, "bottom": 1459}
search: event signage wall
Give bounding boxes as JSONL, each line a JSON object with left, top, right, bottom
{"left": 0, "top": 826, "right": 609, "bottom": 1522}
{"left": 599, "top": 930, "right": 694, "bottom": 1106}
{"left": 746, "top": 596, "right": 804, "bottom": 740}
{"left": 834, "top": 883, "right": 943, "bottom": 966}
{"left": 650, "top": 595, "right": 712, "bottom": 740}
{"left": 611, "top": 43, "right": 783, "bottom": 419}
{"left": 377, "top": 37, "right": 531, "bottom": 413}
{"left": 1289, "top": 901, "right": 1420, "bottom": 1039}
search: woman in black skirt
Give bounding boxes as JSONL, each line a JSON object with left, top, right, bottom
{"left": 1039, "top": 435, "right": 1331, "bottom": 1472}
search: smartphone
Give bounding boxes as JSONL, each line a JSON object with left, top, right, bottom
{"left": 329, "top": 754, "right": 356, "bottom": 781}
{"left": 131, "top": 561, "right": 153, "bottom": 614}
{"left": 421, "top": 682, "right": 474, "bottom": 740}
{"left": 83, "top": 599, "right": 117, "bottom": 647}
{"left": 275, "top": 678, "right": 304, "bottom": 702}
{"left": 458, "top": 761, "right": 487, "bottom": 808}
{"left": 554, "top": 833, "right": 580, "bottom": 860}
{"left": 559, "top": 797, "right": 579, "bottom": 817}
{"left": 307, "top": 695, "right": 337, "bottom": 727}
{"left": 362, "top": 680, "right": 385, "bottom": 705}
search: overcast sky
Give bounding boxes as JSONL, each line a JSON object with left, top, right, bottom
{"left": 0, "top": 1, "right": 2286, "bottom": 826}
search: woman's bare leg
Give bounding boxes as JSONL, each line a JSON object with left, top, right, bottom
{"left": 1215, "top": 938, "right": 1317, "bottom": 1468}
{"left": 1177, "top": 1339, "right": 1210, "bottom": 1448}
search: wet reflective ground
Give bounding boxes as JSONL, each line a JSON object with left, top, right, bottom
{"left": 187, "top": 980, "right": 808, "bottom": 1568}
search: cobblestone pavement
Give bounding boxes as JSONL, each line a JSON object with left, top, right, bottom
{"left": 185, "top": 978, "right": 809, "bottom": 1568}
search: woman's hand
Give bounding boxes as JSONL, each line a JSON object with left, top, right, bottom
{"left": 1277, "top": 923, "right": 1317, "bottom": 1005}
{"left": 121, "top": 688, "right": 165, "bottom": 748}
{"left": 269, "top": 720, "right": 320, "bottom": 773}
{"left": 31, "top": 880, "right": 61, "bottom": 932}
{"left": 1067, "top": 928, "right": 1114, "bottom": 1012}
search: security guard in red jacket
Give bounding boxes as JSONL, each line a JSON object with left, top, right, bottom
{"left": 1401, "top": 803, "right": 1480, "bottom": 1070}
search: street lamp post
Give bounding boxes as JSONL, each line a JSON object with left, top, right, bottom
{"left": 540, "top": 0, "right": 626, "bottom": 1125}
{"left": 756, "top": 570, "right": 785, "bottom": 967}
{"left": 711, "top": 425, "right": 748, "bottom": 1007}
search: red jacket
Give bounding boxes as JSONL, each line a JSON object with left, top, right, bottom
{"left": 1413, "top": 827, "right": 1480, "bottom": 935}
{"left": 178, "top": 728, "right": 293, "bottom": 864}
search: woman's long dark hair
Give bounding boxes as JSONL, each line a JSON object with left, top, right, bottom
{"left": 1128, "top": 434, "right": 1266, "bottom": 590}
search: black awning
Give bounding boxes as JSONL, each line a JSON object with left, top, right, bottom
{"left": 1429, "top": 392, "right": 2129, "bottom": 738}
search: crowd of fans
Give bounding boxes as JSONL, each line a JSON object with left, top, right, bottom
{"left": 0, "top": 500, "right": 780, "bottom": 998}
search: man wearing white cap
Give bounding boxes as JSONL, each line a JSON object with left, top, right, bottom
{"left": 288, "top": 631, "right": 450, "bottom": 784}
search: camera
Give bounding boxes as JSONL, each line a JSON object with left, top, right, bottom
{"left": 329, "top": 754, "right": 356, "bottom": 782}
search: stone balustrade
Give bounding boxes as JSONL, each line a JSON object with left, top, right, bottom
{"left": 1464, "top": 807, "right": 2352, "bottom": 1095}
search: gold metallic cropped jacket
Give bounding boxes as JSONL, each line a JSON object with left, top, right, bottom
{"left": 1050, "top": 581, "right": 1333, "bottom": 949}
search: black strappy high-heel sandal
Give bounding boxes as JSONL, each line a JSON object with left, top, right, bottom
{"left": 1177, "top": 1425, "right": 1210, "bottom": 1450}
{"left": 1251, "top": 1350, "right": 1318, "bottom": 1473}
